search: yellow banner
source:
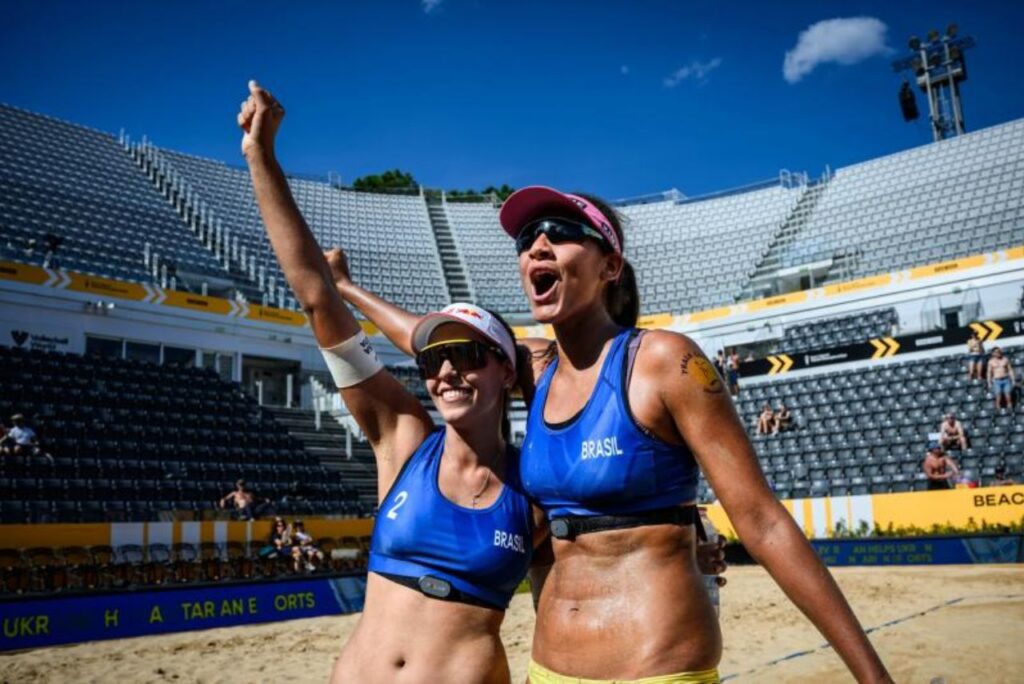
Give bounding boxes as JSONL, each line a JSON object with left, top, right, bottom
{"left": 0, "top": 261, "right": 51, "bottom": 286}
{"left": 705, "top": 485, "right": 1024, "bottom": 540}
{"left": 824, "top": 273, "right": 892, "bottom": 297}
{"left": 871, "top": 485, "right": 1024, "bottom": 530}
{"left": 745, "top": 290, "right": 808, "bottom": 312}
{"left": 67, "top": 273, "right": 148, "bottom": 301}
{"left": 636, "top": 312, "right": 673, "bottom": 329}
{"left": 911, "top": 255, "right": 986, "bottom": 279}
{"left": 246, "top": 305, "right": 307, "bottom": 327}
{"left": 1007, "top": 246, "right": 1024, "bottom": 260}
{"left": 161, "top": 290, "right": 234, "bottom": 315}
{"left": 687, "top": 306, "right": 733, "bottom": 324}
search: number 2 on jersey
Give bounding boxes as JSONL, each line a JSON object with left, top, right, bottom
{"left": 386, "top": 491, "right": 409, "bottom": 520}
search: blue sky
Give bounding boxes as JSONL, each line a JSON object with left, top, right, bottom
{"left": 2, "top": 1, "right": 1022, "bottom": 199}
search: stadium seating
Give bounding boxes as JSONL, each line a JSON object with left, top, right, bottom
{"left": 779, "top": 308, "right": 898, "bottom": 354}
{"left": 0, "top": 345, "right": 366, "bottom": 523}
{"left": 696, "top": 345, "right": 1024, "bottom": 502}
{"left": 769, "top": 117, "right": 1024, "bottom": 282}
{"left": 0, "top": 104, "right": 224, "bottom": 283}
{"left": 619, "top": 185, "right": 803, "bottom": 313}
{"left": 445, "top": 200, "right": 529, "bottom": 313}
{"left": 0, "top": 535, "right": 370, "bottom": 596}
{"left": 157, "top": 150, "right": 450, "bottom": 312}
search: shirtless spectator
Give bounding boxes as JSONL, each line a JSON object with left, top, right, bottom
{"left": 938, "top": 413, "right": 968, "bottom": 452}
{"left": 713, "top": 350, "right": 726, "bottom": 381}
{"left": 218, "top": 479, "right": 256, "bottom": 520}
{"left": 966, "top": 332, "right": 985, "bottom": 381}
{"left": 726, "top": 348, "right": 741, "bottom": 396}
{"left": 756, "top": 404, "right": 774, "bottom": 435}
{"left": 923, "top": 444, "right": 959, "bottom": 491}
{"left": 773, "top": 402, "right": 793, "bottom": 434}
{"left": 987, "top": 347, "right": 1016, "bottom": 410}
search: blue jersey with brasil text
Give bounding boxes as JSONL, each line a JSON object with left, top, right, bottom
{"left": 521, "top": 328, "right": 699, "bottom": 518}
{"left": 369, "top": 428, "right": 533, "bottom": 610}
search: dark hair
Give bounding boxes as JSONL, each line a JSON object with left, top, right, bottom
{"left": 485, "top": 307, "right": 516, "bottom": 444}
{"left": 573, "top": 193, "right": 640, "bottom": 328}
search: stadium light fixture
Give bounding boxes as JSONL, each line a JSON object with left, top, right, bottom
{"left": 892, "top": 24, "right": 976, "bottom": 141}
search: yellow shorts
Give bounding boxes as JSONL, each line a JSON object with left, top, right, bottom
{"left": 527, "top": 659, "right": 720, "bottom": 684}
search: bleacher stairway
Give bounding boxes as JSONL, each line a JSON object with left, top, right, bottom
{"left": 740, "top": 179, "right": 829, "bottom": 301}
{"left": 263, "top": 407, "right": 378, "bottom": 508}
{"left": 426, "top": 196, "right": 472, "bottom": 303}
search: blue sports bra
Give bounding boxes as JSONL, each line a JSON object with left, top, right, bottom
{"left": 369, "top": 428, "right": 534, "bottom": 610}
{"left": 520, "top": 328, "right": 700, "bottom": 519}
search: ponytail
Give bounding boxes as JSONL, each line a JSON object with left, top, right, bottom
{"left": 605, "top": 259, "right": 639, "bottom": 328}
{"left": 486, "top": 308, "right": 516, "bottom": 443}
{"left": 575, "top": 192, "right": 642, "bottom": 329}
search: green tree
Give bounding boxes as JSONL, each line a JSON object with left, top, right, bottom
{"left": 352, "top": 168, "right": 418, "bottom": 190}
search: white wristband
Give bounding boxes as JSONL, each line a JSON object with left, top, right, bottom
{"left": 320, "top": 331, "right": 384, "bottom": 388}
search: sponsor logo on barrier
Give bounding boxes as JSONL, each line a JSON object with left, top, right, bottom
{"left": 969, "top": 320, "right": 1003, "bottom": 342}
{"left": 974, "top": 492, "right": 1024, "bottom": 507}
{"left": 767, "top": 354, "right": 794, "bottom": 374}
{"left": 0, "top": 577, "right": 366, "bottom": 652}
{"left": 869, "top": 337, "right": 900, "bottom": 359}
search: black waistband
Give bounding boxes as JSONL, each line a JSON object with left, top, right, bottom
{"left": 374, "top": 571, "right": 502, "bottom": 610}
{"left": 549, "top": 505, "right": 706, "bottom": 541}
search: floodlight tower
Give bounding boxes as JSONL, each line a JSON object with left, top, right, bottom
{"left": 892, "top": 24, "right": 975, "bottom": 141}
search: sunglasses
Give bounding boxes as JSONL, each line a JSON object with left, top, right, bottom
{"left": 515, "top": 217, "right": 611, "bottom": 255}
{"left": 415, "top": 339, "right": 505, "bottom": 379}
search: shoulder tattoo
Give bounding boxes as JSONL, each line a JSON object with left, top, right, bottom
{"left": 679, "top": 351, "right": 724, "bottom": 394}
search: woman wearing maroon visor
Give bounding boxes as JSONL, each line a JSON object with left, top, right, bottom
{"left": 333, "top": 184, "right": 889, "bottom": 682}
{"left": 509, "top": 187, "right": 890, "bottom": 683}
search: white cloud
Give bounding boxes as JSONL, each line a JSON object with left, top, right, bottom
{"left": 422, "top": 0, "right": 442, "bottom": 13}
{"left": 663, "top": 57, "right": 722, "bottom": 88}
{"left": 783, "top": 17, "right": 892, "bottom": 84}
{"left": 620, "top": 65, "right": 630, "bottom": 76}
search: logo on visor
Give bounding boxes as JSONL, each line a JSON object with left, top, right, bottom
{"left": 453, "top": 308, "right": 483, "bottom": 320}
{"left": 570, "top": 198, "right": 588, "bottom": 209}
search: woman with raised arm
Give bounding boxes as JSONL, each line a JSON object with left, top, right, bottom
{"left": 239, "top": 81, "right": 538, "bottom": 684}
{"left": 330, "top": 185, "right": 890, "bottom": 682}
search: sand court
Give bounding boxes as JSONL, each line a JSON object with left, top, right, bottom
{"left": 2, "top": 565, "right": 1021, "bottom": 683}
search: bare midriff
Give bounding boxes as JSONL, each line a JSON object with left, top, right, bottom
{"left": 331, "top": 572, "right": 509, "bottom": 684}
{"left": 532, "top": 521, "right": 721, "bottom": 680}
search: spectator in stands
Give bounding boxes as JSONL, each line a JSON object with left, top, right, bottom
{"left": 987, "top": 347, "right": 1016, "bottom": 410}
{"left": 4, "top": 414, "right": 53, "bottom": 464}
{"left": 261, "top": 516, "right": 292, "bottom": 559}
{"left": 713, "top": 350, "right": 726, "bottom": 380}
{"left": 218, "top": 479, "right": 256, "bottom": 520}
{"left": 923, "top": 443, "right": 959, "bottom": 490}
{"left": 290, "top": 520, "right": 324, "bottom": 572}
{"left": 990, "top": 466, "right": 1015, "bottom": 487}
{"left": 726, "top": 348, "right": 741, "bottom": 396}
{"left": 938, "top": 412, "right": 968, "bottom": 452}
{"left": 756, "top": 403, "right": 774, "bottom": 435}
{"left": 773, "top": 402, "right": 793, "bottom": 434}
{"left": 0, "top": 420, "right": 8, "bottom": 456}
{"left": 966, "top": 332, "right": 986, "bottom": 381}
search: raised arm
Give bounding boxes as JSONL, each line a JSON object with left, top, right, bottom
{"left": 326, "top": 246, "right": 555, "bottom": 407}
{"left": 646, "top": 331, "right": 891, "bottom": 683}
{"left": 239, "top": 81, "right": 431, "bottom": 488}
{"left": 324, "top": 247, "right": 420, "bottom": 356}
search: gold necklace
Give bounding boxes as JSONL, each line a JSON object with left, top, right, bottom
{"left": 470, "top": 469, "right": 492, "bottom": 508}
